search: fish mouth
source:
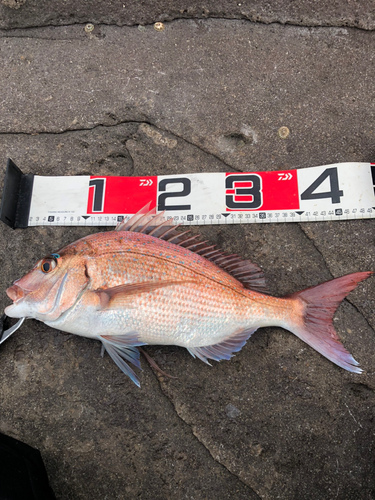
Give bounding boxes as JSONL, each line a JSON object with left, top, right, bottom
{"left": 5, "top": 271, "right": 71, "bottom": 321}
{"left": 5, "top": 285, "right": 28, "bottom": 319}
{"left": 6, "top": 284, "right": 26, "bottom": 303}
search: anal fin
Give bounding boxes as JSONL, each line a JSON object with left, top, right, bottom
{"left": 188, "top": 327, "right": 257, "bottom": 365}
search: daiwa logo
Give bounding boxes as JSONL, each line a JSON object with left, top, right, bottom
{"left": 140, "top": 179, "right": 153, "bottom": 187}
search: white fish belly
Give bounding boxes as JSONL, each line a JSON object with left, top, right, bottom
{"left": 45, "top": 285, "right": 262, "bottom": 348}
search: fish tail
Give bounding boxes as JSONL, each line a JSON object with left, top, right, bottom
{"left": 287, "top": 271, "right": 372, "bottom": 373}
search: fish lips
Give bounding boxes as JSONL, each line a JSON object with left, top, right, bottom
{"left": 5, "top": 285, "right": 33, "bottom": 319}
{"left": 6, "top": 284, "right": 26, "bottom": 302}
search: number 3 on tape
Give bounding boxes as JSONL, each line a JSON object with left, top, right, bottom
{"left": 225, "top": 174, "right": 263, "bottom": 210}
{"left": 1, "top": 160, "right": 374, "bottom": 228}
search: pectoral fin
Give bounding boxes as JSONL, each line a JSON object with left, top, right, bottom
{"left": 95, "top": 280, "right": 194, "bottom": 310}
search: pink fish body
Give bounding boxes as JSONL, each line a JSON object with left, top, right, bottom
{"left": 5, "top": 207, "right": 372, "bottom": 386}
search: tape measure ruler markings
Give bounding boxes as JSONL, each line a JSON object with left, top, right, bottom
{"left": 1, "top": 159, "right": 374, "bottom": 228}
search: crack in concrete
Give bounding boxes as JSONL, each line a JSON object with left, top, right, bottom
{"left": 0, "top": 17, "right": 373, "bottom": 34}
{"left": 0, "top": 120, "right": 147, "bottom": 137}
{"left": 145, "top": 362, "right": 261, "bottom": 499}
{"left": 0, "top": 119, "right": 235, "bottom": 171}
{"left": 297, "top": 223, "right": 334, "bottom": 276}
{"left": 141, "top": 17, "right": 373, "bottom": 32}
{"left": 0, "top": 26, "right": 85, "bottom": 40}
{"left": 349, "top": 299, "right": 375, "bottom": 334}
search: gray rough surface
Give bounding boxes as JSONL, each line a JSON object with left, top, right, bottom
{"left": 0, "top": 0, "right": 374, "bottom": 30}
{"left": 0, "top": 3, "right": 375, "bottom": 500}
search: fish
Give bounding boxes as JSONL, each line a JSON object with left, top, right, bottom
{"left": 4, "top": 204, "right": 372, "bottom": 386}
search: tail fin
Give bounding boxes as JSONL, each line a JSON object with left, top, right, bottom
{"left": 288, "top": 272, "right": 372, "bottom": 373}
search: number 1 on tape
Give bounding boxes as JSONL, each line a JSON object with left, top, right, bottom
{"left": 1, "top": 159, "right": 374, "bottom": 228}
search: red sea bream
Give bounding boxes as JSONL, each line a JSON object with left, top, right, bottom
{"left": 4, "top": 205, "right": 372, "bottom": 386}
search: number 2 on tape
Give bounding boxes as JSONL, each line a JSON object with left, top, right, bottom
{"left": 158, "top": 178, "right": 191, "bottom": 211}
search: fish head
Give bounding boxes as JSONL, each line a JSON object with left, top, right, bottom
{"left": 5, "top": 251, "right": 89, "bottom": 321}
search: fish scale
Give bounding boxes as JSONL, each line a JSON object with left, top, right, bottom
{"left": 4, "top": 205, "right": 372, "bottom": 386}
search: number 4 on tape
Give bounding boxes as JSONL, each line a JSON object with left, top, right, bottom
{"left": 0, "top": 159, "right": 374, "bottom": 228}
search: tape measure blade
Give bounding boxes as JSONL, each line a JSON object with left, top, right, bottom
{"left": 2, "top": 161, "right": 374, "bottom": 228}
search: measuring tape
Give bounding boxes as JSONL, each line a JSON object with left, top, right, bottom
{"left": 1, "top": 159, "right": 374, "bottom": 228}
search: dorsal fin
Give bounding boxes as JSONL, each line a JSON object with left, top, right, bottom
{"left": 116, "top": 204, "right": 267, "bottom": 293}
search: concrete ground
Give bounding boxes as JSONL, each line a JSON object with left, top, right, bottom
{"left": 0, "top": 2, "right": 374, "bottom": 499}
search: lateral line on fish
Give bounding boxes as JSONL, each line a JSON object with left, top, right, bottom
{"left": 81, "top": 247, "right": 265, "bottom": 301}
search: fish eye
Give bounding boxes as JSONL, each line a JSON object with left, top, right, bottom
{"left": 41, "top": 257, "right": 58, "bottom": 274}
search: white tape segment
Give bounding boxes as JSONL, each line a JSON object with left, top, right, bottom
{"left": 25, "top": 162, "right": 375, "bottom": 226}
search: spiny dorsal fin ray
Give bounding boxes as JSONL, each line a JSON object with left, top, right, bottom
{"left": 116, "top": 203, "right": 267, "bottom": 293}
{"left": 116, "top": 201, "right": 154, "bottom": 231}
